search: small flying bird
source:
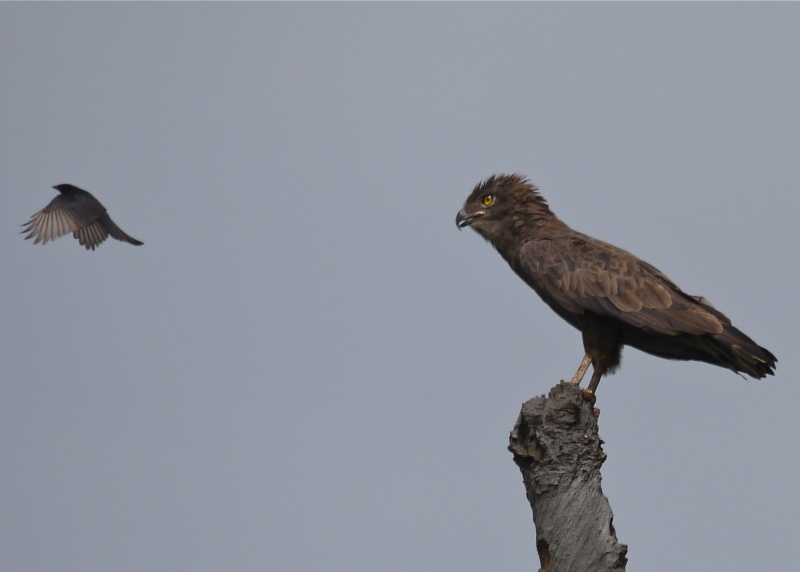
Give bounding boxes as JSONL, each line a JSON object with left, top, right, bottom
{"left": 22, "top": 184, "right": 143, "bottom": 251}
{"left": 456, "top": 174, "right": 776, "bottom": 394}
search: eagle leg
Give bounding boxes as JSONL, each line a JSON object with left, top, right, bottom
{"left": 587, "top": 367, "right": 603, "bottom": 394}
{"left": 569, "top": 354, "right": 592, "bottom": 385}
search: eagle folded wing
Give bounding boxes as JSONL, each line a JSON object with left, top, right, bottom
{"left": 518, "top": 236, "right": 724, "bottom": 336}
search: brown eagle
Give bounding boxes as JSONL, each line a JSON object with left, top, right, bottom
{"left": 22, "top": 184, "right": 143, "bottom": 251}
{"left": 456, "top": 174, "right": 776, "bottom": 393}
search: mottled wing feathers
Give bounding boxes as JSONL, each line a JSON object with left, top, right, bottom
{"left": 21, "top": 193, "right": 107, "bottom": 246}
{"left": 518, "top": 235, "right": 725, "bottom": 336}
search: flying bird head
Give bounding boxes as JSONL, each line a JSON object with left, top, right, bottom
{"left": 456, "top": 174, "right": 554, "bottom": 243}
{"left": 53, "top": 184, "right": 85, "bottom": 195}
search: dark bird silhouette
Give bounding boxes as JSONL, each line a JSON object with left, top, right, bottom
{"left": 456, "top": 174, "right": 776, "bottom": 393}
{"left": 22, "top": 184, "right": 143, "bottom": 251}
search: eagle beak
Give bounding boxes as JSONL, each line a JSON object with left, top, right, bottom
{"left": 456, "top": 209, "right": 485, "bottom": 230}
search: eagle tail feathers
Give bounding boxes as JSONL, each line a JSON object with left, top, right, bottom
{"left": 702, "top": 324, "right": 777, "bottom": 379}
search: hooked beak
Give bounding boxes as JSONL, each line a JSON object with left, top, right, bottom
{"left": 456, "top": 209, "right": 485, "bottom": 230}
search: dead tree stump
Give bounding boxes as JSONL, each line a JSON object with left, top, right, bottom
{"left": 509, "top": 382, "right": 628, "bottom": 572}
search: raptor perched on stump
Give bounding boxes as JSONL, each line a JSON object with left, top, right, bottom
{"left": 456, "top": 174, "right": 776, "bottom": 393}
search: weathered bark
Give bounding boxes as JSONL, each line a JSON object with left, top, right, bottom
{"left": 509, "top": 382, "right": 627, "bottom": 572}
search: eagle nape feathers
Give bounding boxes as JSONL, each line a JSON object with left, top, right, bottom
{"left": 456, "top": 173, "right": 776, "bottom": 394}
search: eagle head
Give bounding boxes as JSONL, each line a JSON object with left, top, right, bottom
{"left": 456, "top": 174, "right": 552, "bottom": 243}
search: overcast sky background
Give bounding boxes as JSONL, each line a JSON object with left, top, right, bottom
{"left": 1, "top": 4, "right": 798, "bottom": 571}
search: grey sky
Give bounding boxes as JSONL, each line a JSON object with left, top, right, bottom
{"left": 2, "top": 4, "right": 798, "bottom": 571}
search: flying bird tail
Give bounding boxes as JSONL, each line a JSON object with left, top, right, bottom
{"left": 99, "top": 213, "right": 143, "bottom": 246}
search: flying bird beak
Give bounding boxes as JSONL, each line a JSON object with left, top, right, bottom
{"left": 456, "top": 209, "right": 485, "bottom": 230}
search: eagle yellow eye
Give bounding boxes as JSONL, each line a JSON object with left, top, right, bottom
{"left": 482, "top": 195, "right": 494, "bottom": 207}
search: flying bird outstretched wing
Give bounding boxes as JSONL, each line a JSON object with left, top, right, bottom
{"left": 22, "top": 184, "right": 143, "bottom": 251}
{"left": 456, "top": 174, "right": 776, "bottom": 394}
